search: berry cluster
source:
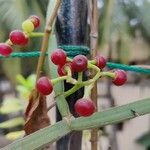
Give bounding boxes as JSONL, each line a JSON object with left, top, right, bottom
{"left": 36, "top": 49, "right": 127, "bottom": 117}
{"left": 0, "top": 15, "right": 127, "bottom": 118}
{"left": 0, "top": 15, "right": 40, "bottom": 56}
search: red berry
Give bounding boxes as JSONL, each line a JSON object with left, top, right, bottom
{"left": 57, "top": 63, "right": 73, "bottom": 76}
{"left": 57, "top": 65, "right": 67, "bottom": 76}
{"left": 9, "top": 30, "right": 28, "bottom": 45}
{"left": 36, "top": 76, "right": 53, "bottom": 95}
{"left": 95, "top": 55, "right": 106, "bottom": 69}
{"left": 51, "top": 49, "right": 67, "bottom": 66}
{"left": 112, "top": 70, "right": 127, "bottom": 86}
{"left": 29, "top": 15, "right": 40, "bottom": 28}
{"left": 0, "top": 43, "right": 13, "bottom": 56}
{"left": 75, "top": 98, "right": 96, "bottom": 117}
{"left": 72, "top": 55, "right": 88, "bottom": 72}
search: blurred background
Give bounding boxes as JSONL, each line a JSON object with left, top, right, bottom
{"left": 0, "top": 0, "right": 150, "bottom": 150}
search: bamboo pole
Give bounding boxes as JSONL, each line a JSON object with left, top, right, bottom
{"left": 88, "top": 0, "right": 99, "bottom": 150}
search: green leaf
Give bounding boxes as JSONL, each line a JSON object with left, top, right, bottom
{"left": 6, "top": 131, "right": 25, "bottom": 140}
{"left": 16, "top": 85, "right": 30, "bottom": 99}
{"left": 0, "top": 118, "right": 25, "bottom": 129}
{"left": 2, "top": 98, "right": 20, "bottom": 106}
{"left": 16, "top": 74, "right": 35, "bottom": 91}
{"left": 48, "top": 35, "right": 70, "bottom": 117}
{"left": 2, "top": 98, "right": 150, "bottom": 150}
{"left": 0, "top": 99, "right": 23, "bottom": 114}
{"left": 26, "top": 74, "right": 36, "bottom": 89}
{"left": 0, "top": 105, "right": 23, "bottom": 114}
{"left": 16, "top": 74, "right": 28, "bottom": 87}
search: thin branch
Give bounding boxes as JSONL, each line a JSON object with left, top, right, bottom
{"left": 88, "top": 0, "right": 99, "bottom": 149}
{"left": 33, "top": 0, "right": 61, "bottom": 99}
{"left": 35, "top": 0, "right": 61, "bottom": 83}
{"left": 47, "top": 101, "right": 56, "bottom": 112}
{"left": 90, "top": 0, "right": 98, "bottom": 53}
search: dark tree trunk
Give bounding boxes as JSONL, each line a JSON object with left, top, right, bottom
{"left": 55, "top": 0, "right": 88, "bottom": 150}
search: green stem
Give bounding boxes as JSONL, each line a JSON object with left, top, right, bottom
{"left": 88, "top": 60, "right": 96, "bottom": 65}
{"left": 88, "top": 62, "right": 100, "bottom": 72}
{"left": 67, "top": 57, "right": 72, "bottom": 62}
{"left": 83, "top": 83, "right": 94, "bottom": 98}
{"left": 51, "top": 61, "right": 103, "bottom": 97}
{"left": 3, "top": 98, "right": 150, "bottom": 150}
{"left": 65, "top": 66, "right": 72, "bottom": 77}
{"left": 101, "top": 72, "right": 115, "bottom": 78}
{"left": 78, "top": 72, "right": 83, "bottom": 82}
{"left": 29, "top": 32, "right": 44, "bottom": 37}
{"left": 82, "top": 64, "right": 101, "bottom": 86}
{"left": 64, "top": 84, "right": 82, "bottom": 97}
{"left": 51, "top": 76, "right": 67, "bottom": 84}
{"left": 63, "top": 66, "right": 77, "bottom": 84}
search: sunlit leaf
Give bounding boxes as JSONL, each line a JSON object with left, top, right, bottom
{"left": 16, "top": 74, "right": 28, "bottom": 87}
{"left": 16, "top": 85, "right": 30, "bottom": 99}
{"left": 2, "top": 98, "right": 20, "bottom": 106}
{"left": 16, "top": 74, "right": 35, "bottom": 92}
{"left": 0, "top": 118, "right": 25, "bottom": 129}
{"left": 6, "top": 131, "right": 25, "bottom": 140}
{"left": 26, "top": 74, "right": 36, "bottom": 89}
{"left": 0, "top": 98, "right": 23, "bottom": 114}
{"left": 0, "top": 105, "right": 23, "bottom": 114}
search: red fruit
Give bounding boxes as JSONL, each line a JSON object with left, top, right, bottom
{"left": 57, "top": 65, "right": 67, "bottom": 76}
{"left": 57, "top": 63, "right": 73, "bottom": 76}
{"left": 51, "top": 49, "right": 67, "bottom": 66}
{"left": 95, "top": 55, "right": 106, "bottom": 69}
{"left": 0, "top": 43, "right": 13, "bottom": 56}
{"left": 112, "top": 70, "right": 127, "bottom": 86}
{"left": 75, "top": 98, "right": 96, "bottom": 117}
{"left": 9, "top": 30, "right": 28, "bottom": 45}
{"left": 29, "top": 15, "right": 40, "bottom": 28}
{"left": 72, "top": 55, "right": 88, "bottom": 72}
{"left": 36, "top": 76, "right": 53, "bottom": 95}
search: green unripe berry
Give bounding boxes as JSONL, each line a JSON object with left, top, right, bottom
{"left": 22, "top": 20, "right": 34, "bottom": 33}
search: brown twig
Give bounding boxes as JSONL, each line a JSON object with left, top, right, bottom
{"left": 34, "top": 0, "right": 61, "bottom": 99}
{"left": 88, "top": 0, "right": 99, "bottom": 150}
{"left": 47, "top": 101, "right": 56, "bottom": 112}
{"left": 36, "top": 0, "right": 61, "bottom": 82}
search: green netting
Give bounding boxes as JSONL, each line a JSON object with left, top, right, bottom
{"left": 107, "top": 62, "right": 150, "bottom": 74}
{"left": 0, "top": 45, "right": 150, "bottom": 74}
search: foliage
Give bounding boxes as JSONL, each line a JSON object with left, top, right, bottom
{"left": 6, "top": 131, "right": 25, "bottom": 141}
{"left": 0, "top": 74, "right": 35, "bottom": 140}
{"left": 98, "top": 0, "right": 150, "bottom": 63}
{"left": 2, "top": 97, "right": 150, "bottom": 150}
{"left": 0, "top": 0, "right": 150, "bottom": 149}
{"left": 0, "top": 0, "right": 48, "bottom": 84}
{"left": 0, "top": 98, "right": 23, "bottom": 114}
{"left": 0, "top": 118, "right": 24, "bottom": 129}
{"left": 16, "top": 74, "right": 36, "bottom": 100}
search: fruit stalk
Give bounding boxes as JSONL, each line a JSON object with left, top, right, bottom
{"left": 29, "top": 32, "right": 44, "bottom": 37}
{"left": 83, "top": 84, "right": 94, "bottom": 98}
